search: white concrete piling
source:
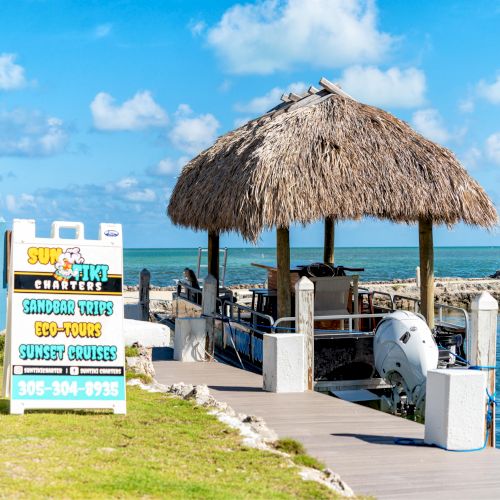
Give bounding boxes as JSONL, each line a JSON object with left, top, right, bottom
{"left": 425, "top": 291, "right": 498, "bottom": 450}
{"left": 173, "top": 318, "right": 207, "bottom": 362}
{"left": 470, "top": 291, "right": 498, "bottom": 447}
{"left": 262, "top": 333, "right": 305, "bottom": 393}
{"left": 425, "top": 369, "right": 486, "bottom": 450}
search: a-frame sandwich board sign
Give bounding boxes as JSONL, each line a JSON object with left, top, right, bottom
{"left": 2, "top": 219, "right": 126, "bottom": 414}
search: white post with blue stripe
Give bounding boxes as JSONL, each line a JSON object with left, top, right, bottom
{"left": 470, "top": 292, "right": 498, "bottom": 448}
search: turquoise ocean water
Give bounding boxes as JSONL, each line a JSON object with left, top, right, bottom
{"left": 124, "top": 246, "right": 500, "bottom": 446}
{"left": 123, "top": 246, "right": 500, "bottom": 287}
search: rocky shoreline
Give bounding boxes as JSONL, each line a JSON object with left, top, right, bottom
{"left": 126, "top": 352, "right": 354, "bottom": 497}
{"left": 365, "top": 277, "right": 500, "bottom": 309}
{"left": 125, "top": 277, "right": 499, "bottom": 310}
{"left": 123, "top": 282, "right": 265, "bottom": 292}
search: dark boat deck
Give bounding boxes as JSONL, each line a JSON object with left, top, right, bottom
{"left": 154, "top": 359, "right": 500, "bottom": 500}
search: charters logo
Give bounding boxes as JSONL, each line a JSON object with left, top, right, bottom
{"left": 54, "top": 248, "right": 85, "bottom": 282}
{"left": 26, "top": 246, "right": 111, "bottom": 288}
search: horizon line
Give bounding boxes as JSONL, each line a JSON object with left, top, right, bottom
{"left": 123, "top": 245, "right": 500, "bottom": 250}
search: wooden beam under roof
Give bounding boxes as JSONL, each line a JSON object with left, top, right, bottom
{"left": 286, "top": 89, "right": 330, "bottom": 112}
{"left": 308, "top": 86, "right": 319, "bottom": 95}
{"left": 288, "top": 92, "right": 301, "bottom": 102}
{"left": 319, "top": 77, "right": 354, "bottom": 100}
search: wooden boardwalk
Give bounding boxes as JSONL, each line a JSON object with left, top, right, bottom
{"left": 154, "top": 359, "right": 500, "bottom": 499}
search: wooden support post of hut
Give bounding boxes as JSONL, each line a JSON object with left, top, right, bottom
{"left": 323, "top": 216, "right": 335, "bottom": 265}
{"left": 202, "top": 274, "right": 217, "bottom": 360}
{"left": 419, "top": 218, "right": 435, "bottom": 328}
{"left": 208, "top": 231, "right": 219, "bottom": 288}
{"left": 277, "top": 226, "right": 291, "bottom": 319}
{"left": 139, "top": 268, "right": 151, "bottom": 322}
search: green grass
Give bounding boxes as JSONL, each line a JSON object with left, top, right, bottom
{"left": 275, "top": 438, "right": 306, "bottom": 455}
{"left": 292, "top": 454, "right": 326, "bottom": 471}
{"left": 124, "top": 345, "right": 140, "bottom": 357}
{"left": 0, "top": 378, "right": 342, "bottom": 499}
{"left": 125, "top": 371, "right": 153, "bottom": 385}
{"left": 275, "top": 438, "right": 326, "bottom": 471}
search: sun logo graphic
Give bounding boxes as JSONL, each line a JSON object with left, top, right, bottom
{"left": 53, "top": 248, "right": 85, "bottom": 282}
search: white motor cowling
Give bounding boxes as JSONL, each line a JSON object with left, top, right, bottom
{"left": 374, "top": 311, "right": 438, "bottom": 415}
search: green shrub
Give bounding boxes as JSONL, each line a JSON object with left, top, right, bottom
{"left": 275, "top": 438, "right": 306, "bottom": 455}
{"left": 293, "top": 454, "right": 326, "bottom": 471}
{"left": 275, "top": 438, "right": 326, "bottom": 470}
{"left": 125, "top": 345, "right": 140, "bottom": 357}
{"left": 126, "top": 371, "right": 152, "bottom": 385}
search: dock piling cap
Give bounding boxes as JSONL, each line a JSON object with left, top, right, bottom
{"left": 296, "top": 276, "right": 314, "bottom": 291}
{"left": 470, "top": 291, "right": 498, "bottom": 311}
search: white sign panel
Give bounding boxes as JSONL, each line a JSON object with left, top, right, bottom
{"left": 2, "top": 220, "right": 126, "bottom": 414}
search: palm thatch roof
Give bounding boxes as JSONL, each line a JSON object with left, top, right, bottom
{"left": 168, "top": 78, "right": 497, "bottom": 242}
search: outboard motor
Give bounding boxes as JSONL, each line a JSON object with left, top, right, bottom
{"left": 374, "top": 311, "right": 438, "bottom": 417}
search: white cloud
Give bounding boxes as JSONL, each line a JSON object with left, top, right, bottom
{"left": 124, "top": 188, "right": 156, "bottom": 202}
{"left": 458, "top": 98, "right": 474, "bottom": 113}
{"left": 189, "top": 20, "right": 206, "bottom": 36}
{"left": 235, "top": 81, "right": 307, "bottom": 114}
{"left": 111, "top": 177, "right": 155, "bottom": 201}
{"left": 94, "top": 23, "right": 113, "bottom": 39}
{"left": 3, "top": 173, "right": 167, "bottom": 225}
{"left": 115, "top": 177, "right": 138, "bottom": 189}
{"left": 0, "top": 53, "right": 27, "bottom": 90}
{"left": 207, "top": 0, "right": 394, "bottom": 74}
{"left": 175, "top": 104, "right": 192, "bottom": 116}
{"left": 234, "top": 116, "right": 252, "bottom": 128}
{"left": 486, "top": 132, "right": 500, "bottom": 164}
{"left": 219, "top": 79, "right": 232, "bottom": 92}
{"left": 460, "top": 147, "right": 481, "bottom": 170}
{"left": 412, "top": 108, "right": 451, "bottom": 144}
{"left": 90, "top": 91, "right": 168, "bottom": 131}
{"left": 6, "top": 193, "right": 36, "bottom": 212}
{"left": 338, "top": 66, "right": 425, "bottom": 108}
{"left": 155, "top": 158, "right": 176, "bottom": 175}
{"left": 147, "top": 156, "right": 189, "bottom": 177}
{"left": 477, "top": 75, "right": 500, "bottom": 104}
{"left": 0, "top": 109, "right": 69, "bottom": 156}
{"left": 169, "top": 105, "right": 220, "bottom": 155}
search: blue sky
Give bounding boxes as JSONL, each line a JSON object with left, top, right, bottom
{"left": 0, "top": 0, "right": 499, "bottom": 248}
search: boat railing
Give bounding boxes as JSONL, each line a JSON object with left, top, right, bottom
{"left": 208, "top": 299, "right": 274, "bottom": 368}
{"left": 178, "top": 284, "right": 469, "bottom": 349}
{"left": 272, "top": 312, "right": 391, "bottom": 336}
{"left": 435, "top": 302, "right": 469, "bottom": 328}
{"left": 175, "top": 280, "right": 203, "bottom": 305}
{"left": 217, "top": 299, "right": 274, "bottom": 334}
{"left": 196, "top": 247, "right": 228, "bottom": 288}
{"left": 392, "top": 293, "right": 469, "bottom": 335}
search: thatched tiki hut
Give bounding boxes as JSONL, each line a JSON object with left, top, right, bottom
{"left": 168, "top": 78, "right": 497, "bottom": 327}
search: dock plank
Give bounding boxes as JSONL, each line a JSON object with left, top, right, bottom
{"left": 154, "top": 360, "right": 500, "bottom": 499}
